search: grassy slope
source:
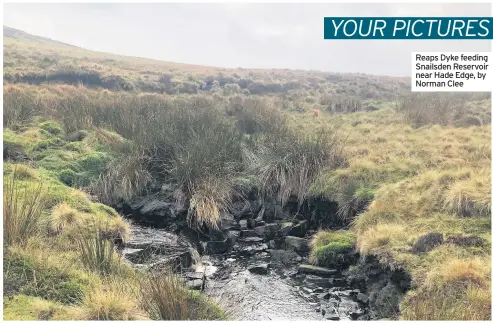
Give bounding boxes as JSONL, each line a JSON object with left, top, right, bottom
{"left": 304, "top": 103, "right": 491, "bottom": 320}
{"left": 3, "top": 120, "right": 225, "bottom": 320}
{"left": 2, "top": 27, "right": 491, "bottom": 320}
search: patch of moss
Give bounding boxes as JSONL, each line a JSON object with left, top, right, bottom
{"left": 36, "top": 154, "right": 81, "bottom": 172}
{"left": 32, "top": 137, "right": 65, "bottom": 152}
{"left": 3, "top": 129, "right": 29, "bottom": 161}
{"left": 64, "top": 141, "right": 86, "bottom": 153}
{"left": 39, "top": 121, "right": 63, "bottom": 136}
{"left": 311, "top": 241, "right": 354, "bottom": 268}
{"left": 77, "top": 152, "right": 110, "bottom": 175}
{"left": 3, "top": 295, "right": 70, "bottom": 320}
{"left": 3, "top": 251, "right": 87, "bottom": 304}
{"left": 309, "top": 230, "right": 356, "bottom": 268}
{"left": 58, "top": 169, "right": 80, "bottom": 187}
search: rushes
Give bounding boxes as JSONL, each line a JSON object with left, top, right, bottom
{"left": 3, "top": 168, "right": 46, "bottom": 248}
{"left": 139, "top": 270, "right": 225, "bottom": 320}
{"left": 74, "top": 221, "right": 118, "bottom": 276}
{"left": 245, "top": 129, "right": 346, "bottom": 207}
{"left": 139, "top": 270, "right": 190, "bottom": 320}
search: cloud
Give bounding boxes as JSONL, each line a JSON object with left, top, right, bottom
{"left": 3, "top": 3, "right": 491, "bottom": 76}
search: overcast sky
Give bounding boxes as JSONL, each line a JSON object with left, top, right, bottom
{"left": 3, "top": 3, "right": 492, "bottom": 76}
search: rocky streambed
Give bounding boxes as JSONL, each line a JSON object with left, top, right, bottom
{"left": 123, "top": 223, "right": 372, "bottom": 320}
{"left": 118, "top": 184, "right": 410, "bottom": 320}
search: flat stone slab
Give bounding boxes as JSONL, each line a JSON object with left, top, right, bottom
{"left": 239, "top": 236, "right": 264, "bottom": 244}
{"left": 298, "top": 264, "right": 338, "bottom": 276}
{"left": 248, "top": 263, "right": 270, "bottom": 275}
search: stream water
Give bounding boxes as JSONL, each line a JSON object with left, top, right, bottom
{"left": 123, "top": 223, "right": 368, "bottom": 321}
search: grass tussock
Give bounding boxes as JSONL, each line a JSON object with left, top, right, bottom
{"left": 3, "top": 168, "right": 46, "bottom": 248}
{"left": 73, "top": 287, "right": 148, "bottom": 320}
{"left": 140, "top": 270, "right": 225, "bottom": 320}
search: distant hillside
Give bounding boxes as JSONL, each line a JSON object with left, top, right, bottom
{"left": 3, "top": 26, "right": 411, "bottom": 100}
{"left": 3, "top": 25, "right": 79, "bottom": 48}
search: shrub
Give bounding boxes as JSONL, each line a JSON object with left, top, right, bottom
{"left": 398, "top": 93, "right": 467, "bottom": 127}
{"left": 357, "top": 223, "right": 407, "bottom": 255}
{"left": 9, "top": 163, "right": 38, "bottom": 180}
{"left": 402, "top": 257, "right": 491, "bottom": 320}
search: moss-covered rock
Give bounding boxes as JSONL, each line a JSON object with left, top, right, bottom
{"left": 309, "top": 230, "right": 356, "bottom": 268}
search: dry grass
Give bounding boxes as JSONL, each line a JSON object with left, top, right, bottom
{"left": 73, "top": 287, "right": 147, "bottom": 320}
{"left": 300, "top": 102, "right": 491, "bottom": 320}
{"left": 50, "top": 202, "right": 82, "bottom": 232}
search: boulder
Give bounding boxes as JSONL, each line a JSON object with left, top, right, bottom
{"left": 186, "top": 279, "right": 204, "bottom": 290}
{"left": 254, "top": 223, "right": 280, "bottom": 240}
{"left": 356, "top": 292, "right": 369, "bottom": 304}
{"left": 288, "top": 220, "right": 308, "bottom": 237}
{"left": 247, "top": 218, "right": 256, "bottom": 229}
{"left": 298, "top": 264, "right": 338, "bottom": 276}
{"left": 219, "top": 212, "right": 239, "bottom": 231}
{"left": 284, "top": 236, "right": 309, "bottom": 252}
{"left": 240, "top": 244, "right": 268, "bottom": 255}
{"left": 232, "top": 201, "right": 253, "bottom": 219}
{"left": 268, "top": 249, "right": 298, "bottom": 264}
{"left": 280, "top": 222, "right": 294, "bottom": 236}
{"left": 240, "top": 230, "right": 259, "bottom": 238}
{"left": 226, "top": 230, "right": 241, "bottom": 245}
{"left": 239, "top": 219, "right": 248, "bottom": 229}
{"left": 372, "top": 282, "right": 402, "bottom": 319}
{"left": 248, "top": 263, "right": 270, "bottom": 275}
{"left": 412, "top": 232, "right": 443, "bottom": 253}
{"left": 202, "top": 239, "right": 230, "bottom": 254}
{"left": 305, "top": 276, "right": 340, "bottom": 288}
{"left": 264, "top": 203, "right": 285, "bottom": 222}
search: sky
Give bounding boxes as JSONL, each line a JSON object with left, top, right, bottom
{"left": 3, "top": 3, "right": 492, "bottom": 76}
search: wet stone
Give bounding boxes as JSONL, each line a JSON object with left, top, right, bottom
{"left": 241, "top": 230, "right": 259, "bottom": 238}
{"left": 239, "top": 220, "right": 248, "bottom": 229}
{"left": 186, "top": 279, "right": 204, "bottom": 290}
{"left": 239, "top": 236, "right": 264, "bottom": 244}
{"left": 248, "top": 263, "right": 270, "bottom": 275}
{"left": 284, "top": 236, "right": 309, "bottom": 252}
{"left": 299, "top": 264, "right": 338, "bottom": 277}
{"left": 226, "top": 230, "right": 241, "bottom": 245}
{"left": 356, "top": 292, "right": 369, "bottom": 304}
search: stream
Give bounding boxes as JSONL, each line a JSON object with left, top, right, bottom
{"left": 123, "top": 223, "right": 369, "bottom": 321}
